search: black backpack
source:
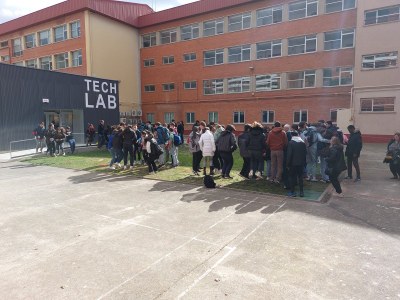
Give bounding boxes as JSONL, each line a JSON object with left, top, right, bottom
{"left": 203, "top": 175, "right": 216, "bottom": 188}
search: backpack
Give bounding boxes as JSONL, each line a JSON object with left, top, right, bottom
{"left": 304, "top": 129, "right": 316, "bottom": 146}
{"left": 203, "top": 175, "right": 216, "bottom": 188}
{"left": 173, "top": 133, "right": 182, "bottom": 146}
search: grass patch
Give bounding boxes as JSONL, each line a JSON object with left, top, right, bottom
{"left": 24, "top": 145, "right": 328, "bottom": 201}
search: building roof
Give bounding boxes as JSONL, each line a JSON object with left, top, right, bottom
{"left": 0, "top": 0, "right": 153, "bottom": 36}
{"left": 137, "top": 0, "right": 257, "bottom": 28}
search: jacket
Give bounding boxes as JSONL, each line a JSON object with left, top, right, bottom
{"left": 199, "top": 130, "right": 216, "bottom": 156}
{"left": 156, "top": 126, "right": 168, "bottom": 145}
{"left": 345, "top": 130, "right": 362, "bottom": 157}
{"left": 188, "top": 132, "right": 201, "bottom": 153}
{"left": 286, "top": 137, "right": 307, "bottom": 167}
{"left": 54, "top": 131, "right": 66, "bottom": 143}
{"left": 326, "top": 144, "right": 346, "bottom": 173}
{"left": 247, "top": 127, "right": 265, "bottom": 152}
{"left": 34, "top": 126, "right": 46, "bottom": 139}
{"left": 216, "top": 130, "right": 237, "bottom": 153}
{"left": 267, "top": 127, "right": 288, "bottom": 151}
{"left": 45, "top": 129, "right": 56, "bottom": 143}
{"left": 122, "top": 128, "right": 137, "bottom": 147}
{"left": 112, "top": 132, "right": 123, "bottom": 149}
{"left": 238, "top": 131, "right": 251, "bottom": 158}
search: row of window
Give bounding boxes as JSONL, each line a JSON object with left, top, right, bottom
{"left": 0, "top": 21, "right": 81, "bottom": 57}
{"left": 142, "top": 0, "right": 356, "bottom": 48}
{"left": 146, "top": 108, "right": 343, "bottom": 126}
{"left": 143, "top": 67, "right": 353, "bottom": 94}
{"left": 364, "top": 5, "right": 400, "bottom": 26}
{"left": 10, "top": 50, "right": 82, "bottom": 70}
{"left": 360, "top": 97, "right": 395, "bottom": 112}
{"left": 142, "top": 29, "right": 354, "bottom": 69}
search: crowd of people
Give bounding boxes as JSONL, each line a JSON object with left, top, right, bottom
{"left": 33, "top": 118, "right": 400, "bottom": 196}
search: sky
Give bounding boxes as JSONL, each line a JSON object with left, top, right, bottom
{"left": 0, "top": 0, "right": 198, "bottom": 23}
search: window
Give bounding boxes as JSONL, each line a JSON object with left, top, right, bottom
{"left": 324, "top": 29, "right": 354, "bottom": 50}
{"left": 70, "top": 21, "right": 81, "bottom": 38}
{"left": 228, "top": 12, "right": 251, "bottom": 32}
{"left": 13, "top": 61, "right": 24, "bottom": 67}
{"left": 184, "top": 81, "right": 197, "bottom": 89}
{"left": 71, "top": 50, "right": 82, "bottom": 67}
{"left": 39, "top": 30, "right": 50, "bottom": 46}
{"left": 12, "top": 38, "right": 22, "bottom": 57}
{"left": 181, "top": 23, "right": 199, "bottom": 40}
{"left": 288, "top": 35, "right": 317, "bottom": 55}
{"left": 203, "top": 19, "right": 224, "bottom": 37}
{"left": 144, "top": 59, "right": 155, "bottom": 67}
{"left": 362, "top": 52, "right": 398, "bottom": 69}
{"left": 323, "top": 67, "right": 353, "bottom": 86}
{"left": 293, "top": 110, "right": 308, "bottom": 123}
{"left": 39, "top": 56, "right": 52, "bottom": 70}
{"left": 228, "top": 77, "right": 250, "bottom": 93}
{"left": 330, "top": 108, "right": 343, "bottom": 123}
{"left": 0, "top": 40, "right": 8, "bottom": 48}
{"left": 161, "top": 29, "right": 177, "bottom": 44}
{"left": 287, "top": 70, "right": 316, "bottom": 89}
{"left": 208, "top": 112, "right": 219, "bottom": 123}
{"left": 25, "top": 59, "right": 37, "bottom": 68}
{"left": 262, "top": 111, "right": 275, "bottom": 124}
{"left": 228, "top": 45, "right": 251, "bottom": 63}
{"left": 186, "top": 112, "right": 195, "bottom": 124}
{"left": 233, "top": 111, "right": 245, "bottom": 124}
{"left": 361, "top": 97, "right": 395, "bottom": 112}
{"left": 162, "top": 83, "right": 175, "bottom": 91}
{"left": 1, "top": 55, "right": 10, "bottom": 62}
{"left": 256, "top": 74, "right": 281, "bottom": 91}
{"left": 146, "top": 113, "right": 155, "bottom": 124}
{"left": 24, "top": 33, "right": 36, "bottom": 49}
{"left": 289, "top": 0, "right": 318, "bottom": 20}
{"left": 326, "top": 0, "right": 356, "bottom": 13}
{"left": 162, "top": 56, "right": 174, "bottom": 64}
{"left": 183, "top": 53, "right": 196, "bottom": 62}
{"left": 257, "top": 6, "right": 283, "bottom": 26}
{"left": 203, "top": 79, "right": 224, "bottom": 95}
{"left": 365, "top": 6, "right": 400, "bottom": 25}
{"left": 256, "top": 40, "right": 282, "bottom": 59}
{"left": 142, "top": 33, "right": 156, "bottom": 47}
{"left": 144, "top": 85, "right": 155, "bottom": 92}
{"left": 165, "top": 112, "right": 175, "bottom": 124}
{"left": 54, "top": 53, "right": 69, "bottom": 69}
{"left": 54, "top": 25, "right": 67, "bottom": 42}
{"left": 204, "top": 49, "right": 224, "bottom": 66}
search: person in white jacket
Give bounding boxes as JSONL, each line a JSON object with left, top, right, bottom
{"left": 199, "top": 127, "right": 216, "bottom": 175}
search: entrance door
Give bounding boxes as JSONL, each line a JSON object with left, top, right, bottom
{"left": 44, "top": 110, "right": 73, "bottom": 128}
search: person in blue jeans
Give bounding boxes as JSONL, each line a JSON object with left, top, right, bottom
{"left": 65, "top": 126, "right": 76, "bottom": 154}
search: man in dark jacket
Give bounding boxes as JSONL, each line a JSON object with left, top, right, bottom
{"left": 34, "top": 122, "right": 46, "bottom": 153}
{"left": 286, "top": 131, "right": 307, "bottom": 197}
{"left": 216, "top": 124, "right": 237, "bottom": 179}
{"left": 122, "top": 125, "right": 137, "bottom": 170}
{"left": 345, "top": 125, "right": 362, "bottom": 181}
{"left": 238, "top": 124, "right": 252, "bottom": 179}
{"left": 248, "top": 122, "right": 266, "bottom": 179}
{"left": 97, "top": 120, "right": 105, "bottom": 148}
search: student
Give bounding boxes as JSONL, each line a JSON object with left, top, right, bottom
{"left": 238, "top": 124, "right": 251, "bottom": 179}
{"left": 286, "top": 131, "right": 307, "bottom": 197}
{"left": 326, "top": 137, "right": 347, "bottom": 196}
{"left": 34, "top": 122, "right": 46, "bottom": 153}
{"left": 266, "top": 122, "right": 288, "bottom": 184}
{"left": 168, "top": 127, "right": 179, "bottom": 167}
{"left": 65, "top": 126, "right": 76, "bottom": 154}
{"left": 86, "top": 123, "right": 95, "bottom": 146}
{"left": 122, "top": 125, "right": 137, "bottom": 170}
{"left": 54, "top": 127, "right": 66, "bottom": 156}
{"left": 199, "top": 127, "right": 216, "bottom": 176}
{"left": 345, "top": 125, "right": 363, "bottom": 182}
{"left": 248, "top": 122, "right": 265, "bottom": 180}
{"left": 386, "top": 132, "right": 400, "bottom": 179}
{"left": 45, "top": 124, "right": 56, "bottom": 157}
{"left": 144, "top": 131, "right": 160, "bottom": 174}
{"left": 216, "top": 124, "right": 237, "bottom": 179}
{"left": 188, "top": 126, "right": 202, "bottom": 175}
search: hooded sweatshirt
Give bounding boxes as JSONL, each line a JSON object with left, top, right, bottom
{"left": 286, "top": 136, "right": 307, "bottom": 167}
{"left": 267, "top": 127, "right": 288, "bottom": 151}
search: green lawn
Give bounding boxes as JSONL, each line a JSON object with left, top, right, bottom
{"left": 24, "top": 145, "right": 328, "bottom": 201}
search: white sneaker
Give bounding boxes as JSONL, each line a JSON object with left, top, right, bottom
{"left": 109, "top": 166, "right": 115, "bottom": 170}
{"left": 123, "top": 165, "right": 128, "bottom": 170}
{"left": 249, "top": 170, "right": 254, "bottom": 177}
{"left": 116, "top": 163, "right": 121, "bottom": 168}
{"left": 130, "top": 166, "right": 134, "bottom": 170}
{"left": 255, "top": 171, "right": 262, "bottom": 178}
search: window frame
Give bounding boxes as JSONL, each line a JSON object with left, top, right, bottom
{"left": 293, "top": 110, "right": 308, "bottom": 123}
{"left": 142, "top": 32, "right": 157, "bottom": 48}
{"left": 24, "top": 33, "right": 36, "bottom": 49}
{"left": 12, "top": 38, "right": 23, "bottom": 57}
{"left": 256, "top": 74, "right": 281, "bottom": 91}
{"left": 203, "top": 79, "right": 224, "bottom": 95}
{"left": 228, "top": 44, "right": 251, "bottom": 63}
{"left": 180, "top": 23, "right": 199, "bottom": 41}
{"left": 0, "top": 40, "right": 8, "bottom": 48}
{"left": 39, "top": 56, "right": 52, "bottom": 70}
{"left": 144, "top": 58, "right": 155, "bottom": 67}
{"left": 160, "top": 29, "right": 177, "bottom": 45}
{"left": 364, "top": 5, "right": 400, "bottom": 26}
{"left": 360, "top": 97, "right": 395, "bottom": 112}
{"left": 164, "top": 112, "right": 175, "bottom": 124}
{"left": 53, "top": 24, "right": 68, "bottom": 43}
{"left": 325, "top": 0, "right": 356, "bottom": 14}
{"left": 289, "top": 0, "right": 318, "bottom": 21}
{"left": 323, "top": 66, "right": 353, "bottom": 87}
{"left": 288, "top": 34, "right": 317, "bottom": 56}
{"left": 71, "top": 49, "right": 82, "bottom": 67}
{"left": 256, "top": 40, "right": 282, "bottom": 59}
{"left": 228, "top": 76, "right": 251, "bottom": 93}
{"left": 54, "top": 52, "right": 69, "bottom": 69}
{"left": 362, "top": 52, "right": 398, "bottom": 69}
{"left": 203, "top": 18, "right": 224, "bottom": 37}
{"left": 256, "top": 5, "right": 283, "bottom": 27}
{"left": 324, "top": 28, "right": 355, "bottom": 51}
{"left": 39, "top": 29, "right": 50, "bottom": 46}
{"left": 162, "top": 56, "right": 175, "bottom": 65}
{"left": 25, "top": 58, "right": 37, "bottom": 68}
{"left": 262, "top": 110, "right": 275, "bottom": 124}
{"left": 208, "top": 112, "right": 219, "bottom": 123}
{"left": 204, "top": 49, "right": 224, "bottom": 66}
{"left": 228, "top": 12, "right": 252, "bottom": 32}
{"left": 233, "top": 111, "right": 245, "bottom": 124}
{"left": 186, "top": 112, "right": 195, "bottom": 124}
{"left": 144, "top": 85, "right": 156, "bottom": 92}
{"left": 162, "top": 83, "right": 175, "bottom": 91}
{"left": 70, "top": 21, "right": 81, "bottom": 39}
{"left": 287, "top": 70, "right": 316, "bottom": 89}
{"left": 183, "top": 81, "right": 197, "bottom": 89}
{"left": 183, "top": 53, "right": 197, "bottom": 62}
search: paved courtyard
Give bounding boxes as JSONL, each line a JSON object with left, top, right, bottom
{"left": 0, "top": 144, "right": 399, "bottom": 299}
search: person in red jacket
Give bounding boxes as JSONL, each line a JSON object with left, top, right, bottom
{"left": 266, "top": 121, "right": 288, "bottom": 184}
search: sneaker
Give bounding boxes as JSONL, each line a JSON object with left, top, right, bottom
{"left": 354, "top": 178, "right": 361, "bottom": 182}
{"left": 116, "top": 163, "right": 122, "bottom": 168}
{"left": 123, "top": 165, "right": 128, "bottom": 170}
{"left": 109, "top": 166, "right": 115, "bottom": 170}
{"left": 248, "top": 170, "right": 254, "bottom": 178}
{"left": 62, "top": 153, "right": 65, "bottom": 156}
{"left": 275, "top": 180, "right": 280, "bottom": 185}
{"left": 344, "top": 176, "right": 352, "bottom": 179}
{"left": 192, "top": 170, "right": 199, "bottom": 176}
{"left": 255, "top": 171, "right": 262, "bottom": 179}
{"left": 130, "top": 166, "right": 134, "bottom": 170}
{"left": 266, "top": 177, "right": 271, "bottom": 181}
{"left": 287, "top": 192, "right": 297, "bottom": 197}
{"left": 309, "top": 178, "right": 318, "bottom": 182}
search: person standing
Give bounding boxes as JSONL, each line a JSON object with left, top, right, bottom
{"left": 86, "top": 123, "right": 96, "bottom": 146}
{"left": 45, "top": 124, "right": 56, "bottom": 157}
{"left": 386, "top": 132, "right": 400, "bottom": 179}
{"left": 238, "top": 124, "right": 252, "bottom": 179}
{"left": 326, "top": 137, "right": 347, "bottom": 196}
{"left": 34, "top": 122, "right": 46, "bottom": 153}
{"left": 122, "top": 125, "right": 137, "bottom": 170}
{"left": 345, "top": 125, "right": 363, "bottom": 182}
{"left": 65, "top": 126, "right": 76, "bottom": 154}
{"left": 199, "top": 127, "right": 216, "bottom": 176}
{"left": 54, "top": 127, "right": 66, "bottom": 156}
{"left": 177, "top": 121, "right": 185, "bottom": 145}
{"left": 188, "top": 126, "right": 202, "bottom": 175}
{"left": 154, "top": 122, "right": 168, "bottom": 167}
{"left": 97, "top": 120, "right": 105, "bottom": 148}
{"left": 247, "top": 122, "right": 265, "bottom": 179}
{"left": 216, "top": 124, "right": 237, "bottom": 179}
{"left": 286, "top": 131, "right": 307, "bottom": 197}
{"left": 266, "top": 122, "right": 288, "bottom": 184}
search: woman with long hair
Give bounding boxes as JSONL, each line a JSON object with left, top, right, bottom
{"left": 325, "top": 136, "right": 347, "bottom": 197}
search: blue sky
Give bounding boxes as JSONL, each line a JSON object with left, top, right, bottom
{"left": 0, "top": 0, "right": 198, "bottom": 23}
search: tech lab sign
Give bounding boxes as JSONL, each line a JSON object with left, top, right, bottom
{"left": 84, "top": 79, "right": 117, "bottom": 109}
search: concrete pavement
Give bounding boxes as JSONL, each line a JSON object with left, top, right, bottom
{"left": 0, "top": 143, "right": 399, "bottom": 299}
